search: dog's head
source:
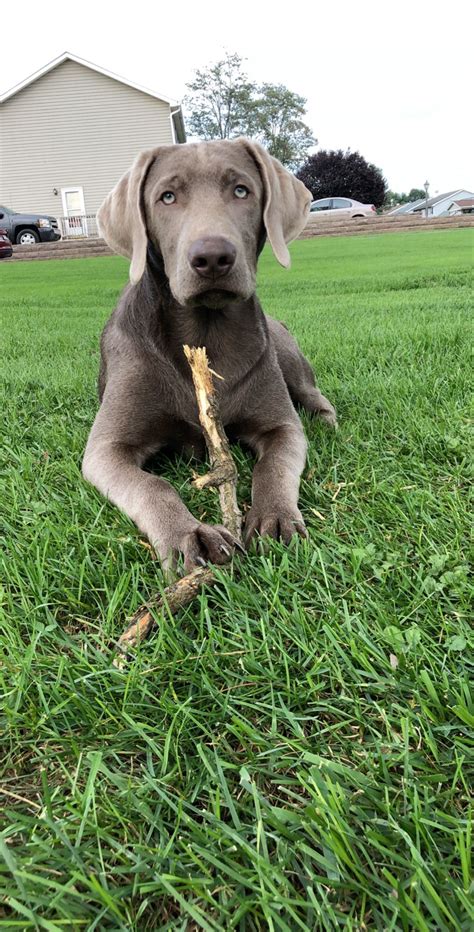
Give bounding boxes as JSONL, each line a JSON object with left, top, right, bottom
{"left": 97, "top": 138, "right": 311, "bottom": 308}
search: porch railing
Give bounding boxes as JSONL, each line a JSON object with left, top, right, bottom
{"left": 57, "top": 214, "right": 99, "bottom": 238}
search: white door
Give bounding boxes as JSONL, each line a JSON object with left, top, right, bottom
{"left": 61, "top": 187, "right": 87, "bottom": 236}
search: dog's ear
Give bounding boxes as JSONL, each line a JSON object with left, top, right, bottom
{"left": 239, "top": 139, "right": 312, "bottom": 268}
{"left": 97, "top": 148, "right": 160, "bottom": 284}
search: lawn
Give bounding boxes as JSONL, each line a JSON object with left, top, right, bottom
{"left": 1, "top": 230, "right": 473, "bottom": 930}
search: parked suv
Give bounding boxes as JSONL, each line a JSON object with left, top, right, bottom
{"left": 0, "top": 205, "right": 61, "bottom": 245}
{"left": 310, "top": 197, "right": 376, "bottom": 218}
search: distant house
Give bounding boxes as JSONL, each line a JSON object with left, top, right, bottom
{"left": 388, "top": 199, "right": 426, "bottom": 216}
{"left": 447, "top": 197, "right": 474, "bottom": 215}
{"left": 412, "top": 190, "right": 474, "bottom": 217}
{"left": 0, "top": 52, "right": 185, "bottom": 229}
{"left": 389, "top": 190, "right": 474, "bottom": 218}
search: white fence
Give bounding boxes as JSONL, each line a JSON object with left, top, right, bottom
{"left": 58, "top": 214, "right": 99, "bottom": 239}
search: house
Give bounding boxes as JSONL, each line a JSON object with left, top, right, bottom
{"left": 412, "top": 190, "right": 474, "bottom": 217}
{"left": 388, "top": 199, "right": 426, "bottom": 216}
{"left": 389, "top": 190, "right": 474, "bottom": 218}
{"left": 0, "top": 52, "right": 185, "bottom": 231}
{"left": 447, "top": 197, "right": 474, "bottom": 216}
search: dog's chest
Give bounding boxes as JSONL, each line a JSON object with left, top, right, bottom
{"left": 154, "top": 333, "right": 257, "bottom": 426}
{"left": 166, "top": 369, "right": 242, "bottom": 429}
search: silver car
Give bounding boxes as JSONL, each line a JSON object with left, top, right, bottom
{"left": 310, "top": 197, "right": 376, "bottom": 218}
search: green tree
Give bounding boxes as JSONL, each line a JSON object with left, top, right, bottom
{"left": 184, "top": 54, "right": 316, "bottom": 167}
{"left": 384, "top": 188, "right": 426, "bottom": 207}
{"left": 247, "top": 84, "right": 316, "bottom": 168}
{"left": 183, "top": 52, "right": 254, "bottom": 140}
{"left": 407, "top": 188, "right": 425, "bottom": 201}
{"left": 384, "top": 190, "right": 404, "bottom": 207}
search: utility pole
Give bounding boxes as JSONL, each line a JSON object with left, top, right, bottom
{"left": 424, "top": 180, "right": 430, "bottom": 219}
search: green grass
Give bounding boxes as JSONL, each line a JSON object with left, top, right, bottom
{"left": 1, "top": 230, "right": 473, "bottom": 930}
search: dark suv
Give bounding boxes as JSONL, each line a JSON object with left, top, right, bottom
{"left": 0, "top": 205, "right": 61, "bottom": 245}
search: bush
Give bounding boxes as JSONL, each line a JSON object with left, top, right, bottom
{"left": 297, "top": 149, "right": 387, "bottom": 206}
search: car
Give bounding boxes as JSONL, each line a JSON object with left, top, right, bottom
{"left": 310, "top": 197, "right": 376, "bottom": 218}
{"left": 0, "top": 228, "right": 13, "bottom": 259}
{"left": 0, "top": 205, "right": 61, "bottom": 245}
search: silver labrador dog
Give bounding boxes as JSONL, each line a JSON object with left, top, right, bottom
{"left": 83, "top": 138, "right": 336, "bottom": 571}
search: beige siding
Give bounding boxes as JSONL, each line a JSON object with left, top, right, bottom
{"left": 0, "top": 59, "right": 175, "bottom": 216}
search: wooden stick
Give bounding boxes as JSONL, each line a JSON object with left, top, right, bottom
{"left": 114, "top": 346, "right": 242, "bottom": 659}
{"left": 115, "top": 566, "right": 215, "bottom": 654}
{"left": 183, "top": 344, "right": 241, "bottom": 540}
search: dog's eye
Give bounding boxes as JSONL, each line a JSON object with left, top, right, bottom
{"left": 234, "top": 185, "right": 249, "bottom": 199}
{"left": 161, "top": 191, "right": 176, "bottom": 205}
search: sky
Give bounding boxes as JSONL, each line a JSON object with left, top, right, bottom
{"left": 3, "top": 0, "right": 473, "bottom": 195}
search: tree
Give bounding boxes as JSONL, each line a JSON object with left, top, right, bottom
{"left": 183, "top": 52, "right": 254, "bottom": 140}
{"left": 184, "top": 54, "right": 316, "bottom": 167}
{"left": 246, "top": 84, "right": 316, "bottom": 168}
{"left": 297, "top": 149, "right": 387, "bottom": 207}
{"left": 407, "top": 187, "right": 425, "bottom": 202}
{"left": 384, "top": 190, "right": 403, "bottom": 207}
{"left": 384, "top": 187, "right": 425, "bottom": 207}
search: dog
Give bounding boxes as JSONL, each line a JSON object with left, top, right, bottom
{"left": 83, "top": 138, "right": 336, "bottom": 571}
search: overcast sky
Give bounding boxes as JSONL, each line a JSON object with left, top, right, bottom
{"left": 4, "top": 0, "right": 472, "bottom": 194}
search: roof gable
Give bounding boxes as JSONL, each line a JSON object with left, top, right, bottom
{"left": 0, "top": 52, "right": 178, "bottom": 106}
{"left": 412, "top": 190, "right": 465, "bottom": 210}
{"left": 449, "top": 197, "right": 474, "bottom": 208}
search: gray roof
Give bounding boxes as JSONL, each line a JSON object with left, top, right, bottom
{"left": 412, "top": 190, "right": 460, "bottom": 211}
{"left": 389, "top": 199, "right": 425, "bottom": 215}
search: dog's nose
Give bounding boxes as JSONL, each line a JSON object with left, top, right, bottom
{"left": 188, "top": 237, "right": 236, "bottom": 279}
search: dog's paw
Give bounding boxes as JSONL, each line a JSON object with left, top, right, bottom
{"left": 318, "top": 406, "right": 338, "bottom": 429}
{"left": 181, "top": 523, "right": 241, "bottom": 573}
{"left": 243, "top": 505, "right": 307, "bottom": 548}
{"left": 313, "top": 394, "right": 338, "bottom": 428}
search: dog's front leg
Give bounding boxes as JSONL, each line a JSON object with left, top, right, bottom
{"left": 82, "top": 436, "right": 238, "bottom": 572}
{"left": 243, "top": 421, "right": 308, "bottom": 546}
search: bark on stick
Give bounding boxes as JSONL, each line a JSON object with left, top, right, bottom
{"left": 115, "top": 345, "right": 242, "bottom": 658}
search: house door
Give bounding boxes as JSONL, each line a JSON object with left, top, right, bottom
{"left": 61, "top": 187, "right": 87, "bottom": 236}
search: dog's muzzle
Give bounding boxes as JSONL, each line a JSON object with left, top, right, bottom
{"left": 188, "top": 236, "right": 237, "bottom": 281}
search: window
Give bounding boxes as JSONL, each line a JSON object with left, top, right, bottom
{"left": 311, "top": 198, "right": 332, "bottom": 211}
{"left": 332, "top": 198, "right": 351, "bottom": 209}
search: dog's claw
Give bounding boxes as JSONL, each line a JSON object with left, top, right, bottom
{"left": 195, "top": 556, "right": 207, "bottom": 567}
{"left": 219, "top": 544, "right": 230, "bottom": 557}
